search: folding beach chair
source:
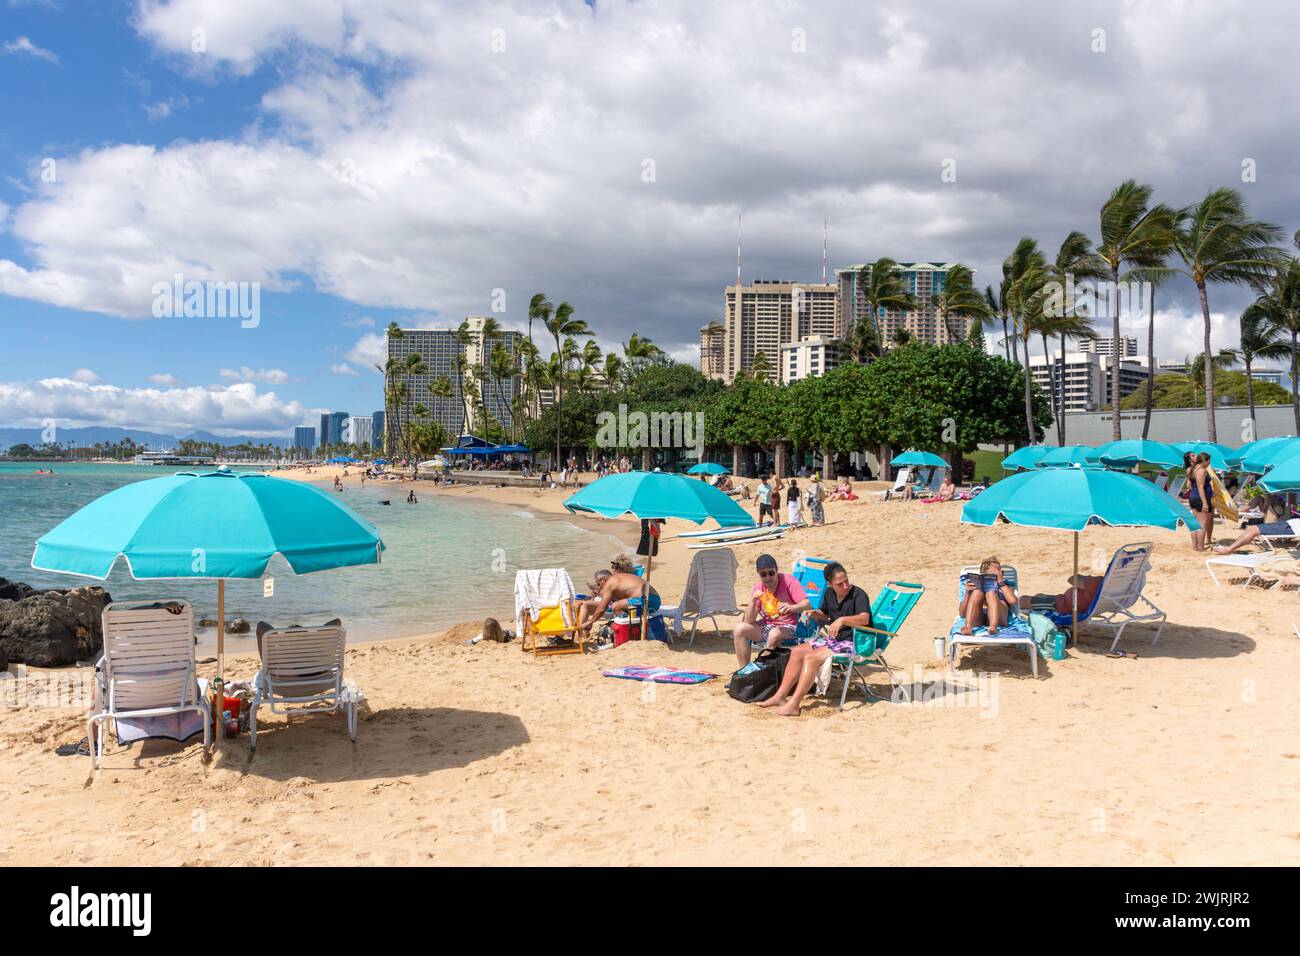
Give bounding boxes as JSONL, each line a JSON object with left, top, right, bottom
{"left": 829, "top": 581, "right": 925, "bottom": 708}
{"left": 876, "top": 467, "right": 912, "bottom": 501}
{"left": 914, "top": 468, "right": 946, "bottom": 498}
{"left": 1041, "top": 542, "right": 1166, "bottom": 654}
{"left": 1166, "top": 474, "right": 1187, "bottom": 497}
{"left": 944, "top": 566, "right": 1041, "bottom": 677}
{"left": 88, "top": 600, "right": 211, "bottom": 768}
{"left": 250, "top": 623, "right": 361, "bottom": 750}
{"left": 515, "top": 568, "right": 585, "bottom": 656}
{"left": 1204, "top": 550, "right": 1300, "bottom": 588}
{"left": 791, "top": 556, "right": 834, "bottom": 608}
{"left": 676, "top": 547, "right": 740, "bottom": 645}
{"left": 1152, "top": 472, "right": 1170, "bottom": 491}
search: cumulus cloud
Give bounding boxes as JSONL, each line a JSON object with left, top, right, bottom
{"left": 147, "top": 372, "right": 184, "bottom": 386}
{"left": 2, "top": 0, "right": 1299, "bottom": 365}
{"left": 330, "top": 362, "right": 359, "bottom": 376}
{"left": 2, "top": 36, "right": 59, "bottom": 63}
{"left": 0, "top": 377, "right": 309, "bottom": 436}
{"left": 71, "top": 368, "right": 99, "bottom": 383}
{"left": 218, "top": 366, "right": 290, "bottom": 384}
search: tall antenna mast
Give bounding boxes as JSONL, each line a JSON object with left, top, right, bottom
{"left": 736, "top": 212, "right": 742, "bottom": 288}
{"left": 822, "top": 218, "right": 827, "bottom": 283}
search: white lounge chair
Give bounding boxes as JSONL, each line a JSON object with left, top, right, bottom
{"left": 876, "top": 467, "right": 912, "bottom": 501}
{"left": 1205, "top": 550, "right": 1298, "bottom": 588}
{"left": 677, "top": 547, "right": 741, "bottom": 645}
{"left": 1152, "top": 471, "right": 1170, "bottom": 491}
{"left": 944, "top": 566, "right": 1042, "bottom": 678}
{"left": 249, "top": 623, "right": 361, "bottom": 749}
{"left": 1040, "top": 542, "right": 1166, "bottom": 654}
{"left": 1166, "top": 474, "right": 1187, "bottom": 497}
{"left": 89, "top": 600, "right": 211, "bottom": 768}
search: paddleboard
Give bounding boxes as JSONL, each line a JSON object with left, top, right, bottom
{"left": 686, "top": 530, "right": 787, "bottom": 550}
{"left": 677, "top": 523, "right": 784, "bottom": 541}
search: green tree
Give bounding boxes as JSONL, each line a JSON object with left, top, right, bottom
{"left": 933, "top": 263, "right": 990, "bottom": 343}
{"left": 852, "top": 259, "right": 916, "bottom": 361}
{"left": 1238, "top": 302, "right": 1291, "bottom": 433}
{"left": 1245, "top": 255, "right": 1300, "bottom": 433}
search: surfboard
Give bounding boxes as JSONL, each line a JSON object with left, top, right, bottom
{"left": 686, "top": 530, "right": 787, "bottom": 550}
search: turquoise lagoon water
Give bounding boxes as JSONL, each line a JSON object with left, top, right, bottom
{"left": 0, "top": 462, "right": 625, "bottom": 642}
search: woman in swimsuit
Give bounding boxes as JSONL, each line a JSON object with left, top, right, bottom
{"left": 958, "top": 557, "right": 1017, "bottom": 635}
{"left": 1188, "top": 452, "right": 1214, "bottom": 552}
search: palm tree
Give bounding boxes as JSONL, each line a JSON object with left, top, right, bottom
{"left": 527, "top": 293, "right": 551, "bottom": 357}
{"left": 399, "top": 351, "right": 427, "bottom": 458}
{"left": 603, "top": 352, "right": 624, "bottom": 390}
{"left": 489, "top": 344, "right": 518, "bottom": 439}
{"left": 623, "top": 332, "right": 663, "bottom": 380}
{"left": 1246, "top": 255, "right": 1300, "bottom": 433}
{"left": 1188, "top": 350, "right": 1239, "bottom": 406}
{"left": 475, "top": 317, "right": 502, "bottom": 431}
{"left": 750, "top": 350, "right": 773, "bottom": 382}
{"left": 984, "top": 283, "right": 1011, "bottom": 362}
{"left": 545, "top": 302, "right": 590, "bottom": 465}
{"left": 933, "top": 263, "right": 990, "bottom": 343}
{"left": 379, "top": 323, "right": 403, "bottom": 455}
{"left": 1096, "top": 180, "right": 1179, "bottom": 439}
{"left": 852, "top": 259, "right": 916, "bottom": 361}
{"left": 451, "top": 352, "right": 471, "bottom": 438}
{"left": 1169, "top": 187, "right": 1286, "bottom": 441}
{"left": 1044, "top": 231, "right": 1108, "bottom": 443}
{"left": 1004, "top": 238, "right": 1047, "bottom": 441}
{"left": 1238, "top": 301, "right": 1291, "bottom": 434}
{"left": 891, "top": 328, "right": 913, "bottom": 347}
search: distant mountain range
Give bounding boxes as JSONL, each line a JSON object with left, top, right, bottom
{"left": 0, "top": 425, "right": 293, "bottom": 450}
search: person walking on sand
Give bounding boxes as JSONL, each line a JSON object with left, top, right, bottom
{"left": 755, "top": 475, "right": 773, "bottom": 526}
{"left": 770, "top": 474, "right": 783, "bottom": 522}
{"left": 757, "top": 561, "right": 872, "bottom": 716}
{"left": 786, "top": 478, "right": 804, "bottom": 526}
{"left": 806, "top": 472, "right": 826, "bottom": 525}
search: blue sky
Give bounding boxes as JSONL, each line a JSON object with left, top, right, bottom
{"left": 0, "top": 0, "right": 388, "bottom": 427}
{"left": 3, "top": 1, "right": 1300, "bottom": 437}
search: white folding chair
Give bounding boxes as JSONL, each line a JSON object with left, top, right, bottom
{"left": 250, "top": 624, "right": 360, "bottom": 749}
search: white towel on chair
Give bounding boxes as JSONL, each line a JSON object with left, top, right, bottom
{"left": 514, "top": 569, "right": 577, "bottom": 636}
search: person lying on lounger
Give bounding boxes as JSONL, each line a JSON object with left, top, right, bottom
{"left": 577, "top": 569, "right": 659, "bottom": 632}
{"left": 1018, "top": 574, "right": 1103, "bottom": 616}
{"left": 1212, "top": 517, "right": 1300, "bottom": 554}
{"left": 923, "top": 475, "right": 957, "bottom": 502}
{"left": 957, "top": 557, "right": 1017, "bottom": 635}
{"left": 756, "top": 561, "right": 871, "bottom": 717}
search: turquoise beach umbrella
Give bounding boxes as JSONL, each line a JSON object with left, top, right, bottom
{"left": 1001, "top": 446, "right": 1050, "bottom": 470}
{"left": 1227, "top": 436, "right": 1293, "bottom": 470}
{"left": 1037, "top": 445, "right": 1093, "bottom": 467}
{"left": 1174, "top": 441, "right": 1232, "bottom": 470}
{"left": 1239, "top": 437, "right": 1300, "bottom": 475}
{"left": 687, "top": 462, "right": 730, "bottom": 476}
{"left": 33, "top": 468, "right": 384, "bottom": 681}
{"left": 1091, "top": 439, "right": 1184, "bottom": 469}
{"left": 1259, "top": 454, "right": 1300, "bottom": 492}
{"left": 563, "top": 470, "right": 752, "bottom": 526}
{"left": 961, "top": 467, "right": 1193, "bottom": 635}
{"left": 564, "top": 471, "right": 752, "bottom": 641}
{"left": 891, "top": 450, "right": 948, "bottom": 468}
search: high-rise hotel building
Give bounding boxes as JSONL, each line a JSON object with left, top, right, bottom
{"left": 387, "top": 317, "right": 522, "bottom": 440}
{"left": 720, "top": 280, "right": 839, "bottom": 383}
{"left": 699, "top": 321, "right": 726, "bottom": 380}
{"left": 835, "top": 262, "right": 969, "bottom": 347}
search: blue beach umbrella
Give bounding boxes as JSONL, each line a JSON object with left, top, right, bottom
{"left": 891, "top": 450, "right": 948, "bottom": 469}
{"left": 564, "top": 471, "right": 752, "bottom": 640}
{"left": 1001, "top": 445, "right": 1050, "bottom": 471}
{"left": 1259, "top": 454, "right": 1300, "bottom": 492}
{"left": 1239, "top": 437, "right": 1300, "bottom": 475}
{"left": 1173, "top": 441, "right": 1232, "bottom": 470}
{"left": 1226, "top": 436, "right": 1293, "bottom": 470}
{"left": 687, "top": 462, "right": 730, "bottom": 475}
{"left": 962, "top": 467, "right": 1194, "bottom": 634}
{"left": 1037, "top": 445, "right": 1094, "bottom": 467}
{"left": 1091, "top": 439, "right": 1184, "bottom": 469}
{"left": 33, "top": 467, "right": 384, "bottom": 681}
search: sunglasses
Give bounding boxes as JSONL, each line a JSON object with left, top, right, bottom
{"left": 758, "top": 569, "right": 777, "bottom": 577}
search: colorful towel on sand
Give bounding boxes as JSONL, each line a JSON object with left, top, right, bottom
{"left": 602, "top": 665, "right": 716, "bottom": 684}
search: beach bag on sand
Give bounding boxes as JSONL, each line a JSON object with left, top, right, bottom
{"left": 725, "top": 646, "right": 790, "bottom": 703}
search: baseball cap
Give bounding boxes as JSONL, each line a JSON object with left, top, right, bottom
{"left": 755, "top": 554, "right": 777, "bottom": 572}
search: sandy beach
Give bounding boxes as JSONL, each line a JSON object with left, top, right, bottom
{"left": 3, "top": 469, "right": 1299, "bottom": 866}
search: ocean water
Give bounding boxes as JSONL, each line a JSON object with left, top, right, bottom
{"left": 0, "top": 462, "right": 625, "bottom": 642}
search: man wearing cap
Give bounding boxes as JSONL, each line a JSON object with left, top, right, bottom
{"left": 732, "top": 554, "right": 810, "bottom": 666}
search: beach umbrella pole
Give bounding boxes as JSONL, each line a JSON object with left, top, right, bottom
{"left": 214, "top": 579, "right": 225, "bottom": 741}
{"left": 640, "top": 555, "right": 652, "bottom": 642}
{"left": 1072, "top": 533, "right": 1079, "bottom": 637}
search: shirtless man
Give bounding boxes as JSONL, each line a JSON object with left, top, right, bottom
{"left": 577, "top": 569, "right": 660, "bottom": 632}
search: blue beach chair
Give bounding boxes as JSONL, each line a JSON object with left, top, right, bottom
{"left": 944, "top": 565, "right": 1042, "bottom": 677}
{"left": 829, "top": 581, "right": 925, "bottom": 708}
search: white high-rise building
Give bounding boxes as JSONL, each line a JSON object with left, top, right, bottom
{"left": 1079, "top": 335, "right": 1139, "bottom": 358}
{"left": 345, "top": 415, "right": 373, "bottom": 448}
{"left": 722, "top": 280, "right": 838, "bottom": 383}
{"left": 780, "top": 335, "right": 841, "bottom": 384}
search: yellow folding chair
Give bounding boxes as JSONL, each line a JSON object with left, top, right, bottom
{"left": 521, "top": 598, "right": 585, "bottom": 656}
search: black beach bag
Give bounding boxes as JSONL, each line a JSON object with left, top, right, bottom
{"left": 725, "top": 646, "right": 791, "bottom": 703}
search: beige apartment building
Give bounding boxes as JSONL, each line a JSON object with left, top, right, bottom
{"left": 835, "top": 261, "right": 970, "bottom": 347}
{"left": 720, "top": 280, "right": 838, "bottom": 383}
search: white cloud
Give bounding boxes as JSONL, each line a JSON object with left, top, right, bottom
{"left": 218, "top": 366, "right": 290, "bottom": 384}
{"left": 2, "top": 36, "right": 59, "bottom": 64}
{"left": 330, "top": 362, "right": 359, "bottom": 376}
{"left": 71, "top": 368, "right": 99, "bottom": 383}
{"left": 342, "top": 316, "right": 375, "bottom": 327}
{"left": 0, "top": 0, "right": 1298, "bottom": 368}
{"left": 142, "top": 95, "right": 192, "bottom": 121}
{"left": 0, "top": 377, "right": 308, "bottom": 436}
{"left": 345, "top": 333, "right": 386, "bottom": 371}
{"left": 148, "top": 372, "right": 184, "bottom": 386}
